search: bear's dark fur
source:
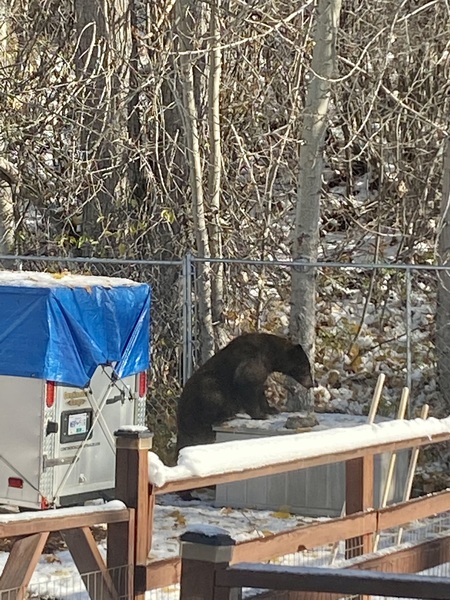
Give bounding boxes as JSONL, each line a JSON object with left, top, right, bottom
{"left": 176, "top": 332, "right": 314, "bottom": 452}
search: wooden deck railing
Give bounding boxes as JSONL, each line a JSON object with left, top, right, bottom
{"left": 2, "top": 420, "right": 450, "bottom": 600}
{"left": 0, "top": 502, "right": 134, "bottom": 600}
{"left": 178, "top": 529, "right": 450, "bottom": 600}
{"left": 112, "top": 421, "right": 450, "bottom": 594}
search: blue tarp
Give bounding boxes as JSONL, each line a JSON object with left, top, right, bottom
{"left": 0, "top": 275, "right": 151, "bottom": 388}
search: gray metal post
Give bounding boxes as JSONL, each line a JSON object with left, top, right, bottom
{"left": 182, "top": 252, "right": 194, "bottom": 385}
{"left": 405, "top": 267, "right": 412, "bottom": 417}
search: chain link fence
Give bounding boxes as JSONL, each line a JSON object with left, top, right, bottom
{"left": 191, "top": 258, "right": 442, "bottom": 413}
{"left": 0, "top": 564, "right": 130, "bottom": 600}
{"left": 0, "top": 254, "right": 448, "bottom": 475}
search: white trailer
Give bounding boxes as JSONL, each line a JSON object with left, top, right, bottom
{"left": 0, "top": 271, "right": 151, "bottom": 509}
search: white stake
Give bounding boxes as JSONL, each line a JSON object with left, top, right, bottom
{"left": 372, "top": 386, "right": 409, "bottom": 551}
{"left": 395, "top": 403, "right": 430, "bottom": 546}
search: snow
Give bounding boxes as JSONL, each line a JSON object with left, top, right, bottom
{"left": 149, "top": 416, "right": 450, "bottom": 487}
{"left": 0, "top": 500, "right": 126, "bottom": 524}
{"left": 180, "top": 523, "right": 231, "bottom": 538}
{"left": 116, "top": 425, "right": 149, "bottom": 433}
{"left": 0, "top": 270, "right": 141, "bottom": 288}
{"left": 220, "top": 411, "right": 383, "bottom": 432}
{"left": 0, "top": 495, "right": 323, "bottom": 599}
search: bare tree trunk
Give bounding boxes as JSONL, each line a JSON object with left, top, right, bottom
{"left": 74, "top": 0, "right": 131, "bottom": 254}
{"left": 436, "top": 138, "right": 450, "bottom": 412}
{"left": 289, "top": 0, "right": 342, "bottom": 410}
{"left": 0, "top": 159, "right": 18, "bottom": 253}
{"left": 207, "top": 0, "right": 224, "bottom": 332}
{"left": 0, "top": 0, "right": 17, "bottom": 253}
{"left": 177, "top": 0, "right": 215, "bottom": 363}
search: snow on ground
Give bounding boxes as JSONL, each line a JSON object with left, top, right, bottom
{"left": 0, "top": 495, "right": 323, "bottom": 599}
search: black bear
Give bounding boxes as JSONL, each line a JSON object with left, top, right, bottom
{"left": 176, "top": 332, "right": 314, "bottom": 451}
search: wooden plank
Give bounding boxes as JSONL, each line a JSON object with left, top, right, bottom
{"left": 146, "top": 557, "right": 181, "bottom": 589}
{"left": 345, "top": 456, "right": 374, "bottom": 559}
{"left": 156, "top": 429, "right": 450, "bottom": 494}
{"left": 180, "top": 557, "right": 236, "bottom": 600}
{"left": 240, "top": 535, "right": 450, "bottom": 600}
{"left": 62, "top": 527, "right": 118, "bottom": 600}
{"left": 145, "top": 489, "right": 450, "bottom": 590}
{"left": 114, "top": 433, "right": 153, "bottom": 600}
{"left": 232, "top": 512, "right": 378, "bottom": 564}
{"left": 377, "top": 489, "right": 450, "bottom": 530}
{"left": 0, "top": 508, "right": 131, "bottom": 538}
{"left": 350, "top": 534, "right": 450, "bottom": 574}
{"left": 216, "top": 563, "right": 450, "bottom": 599}
{"left": 0, "top": 532, "right": 49, "bottom": 600}
{"left": 233, "top": 489, "right": 450, "bottom": 564}
{"left": 115, "top": 444, "right": 151, "bottom": 565}
{"left": 107, "top": 508, "right": 135, "bottom": 600}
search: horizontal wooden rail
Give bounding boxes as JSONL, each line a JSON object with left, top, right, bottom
{"left": 0, "top": 506, "right": 131, "bottom": 538}
{"left": 155, "top": 429, "right": 450, "bottom": 494}
{"left": 348, "top": 534, "right": 450, "bottom": 574}
{"left": 146, "top": 557, "right": 181, "bottom": 589}
{"left": 145, "top": 489, "right": 450, "bottom": 589}
{"left": 254, "top": 535, "right": 450, "bottom": 600}
{"left": 0, "top": 504, "right": 134, "bottom": 600}
{"left": 234, "top": 487, "right": 450, "bottom": 562}
{"left": 216, "top": 563, "right": 450, "bottom": 599}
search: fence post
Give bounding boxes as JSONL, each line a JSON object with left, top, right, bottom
{"left": 182, "top": 251, "right": 194, "bottom": 384}
{"left": 180, "top": 528, "right": 240, "bottom": 600}
{"left": 112, "top": 428, "right": 153, "bottom": 600}
{"left": 405, "top": 267, "right": 412, "bottom": 416}
{"left": 345, "top": 454, "right": 374, "bottom": 559}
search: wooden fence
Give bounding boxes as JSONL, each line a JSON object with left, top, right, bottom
{"left": 0, "top": 502, "right": 134, "bottom": 600}
{"left": 178, "top": 529, "right": 450, "bottom": 600}
{"left": 138, "top": 425, "right": 450, "bottom": 594}
{"left": 2, "top": 423, "right": 450, "bottom": 600}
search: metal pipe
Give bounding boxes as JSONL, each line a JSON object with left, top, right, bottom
{"left": 406, "top": 267, "right": 413, "bottom": 417}
{"left": 182, "top": 251, "right": 194, "bottom": 384}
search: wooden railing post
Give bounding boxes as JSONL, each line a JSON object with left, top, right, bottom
{"left": 180, "top": 528, "right": 240, "bottom": 600}
{"left": 345, "top": 454, "right": 374, "bottom": 559}
{"left": 111, "top": 428, "right": 153, "bottom": 600}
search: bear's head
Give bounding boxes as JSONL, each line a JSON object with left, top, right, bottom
{"left": 284, "top": 344, "right": 315, "bottom": 389}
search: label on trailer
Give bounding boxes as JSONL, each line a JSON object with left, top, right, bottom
{"left": 60, "top": 409, "right": 93, "bottom": 444}
{"left": 68, "top": 412, "right": 88, "bottom": 435}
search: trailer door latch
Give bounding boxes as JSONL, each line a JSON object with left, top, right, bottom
{"left": 43, "top": 455, "right": 77, "bottom": 468}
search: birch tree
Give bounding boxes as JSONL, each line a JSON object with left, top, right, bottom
{"left": 289, "top": 0, "right": 342, "bottom": 409}
{"left": 176, "top": 0, "right": 215, "bottom": 362}
{"left": 207, "top": 0, "right": 224, "bottom": 329}
{"left": 74, "top": 0, "right": 132, "bottom": 253}
{"left": 0, "top": 0, "right": 17, "bottom": 252}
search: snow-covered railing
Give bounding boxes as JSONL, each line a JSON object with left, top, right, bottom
{"left": 149, "top": 416, "right": 450, "bottom": 492}
{"left": 3, "top": 420, "right": 450, "bottom": 600}
{"left": 0, "top": 500, "right": 129, "bottom": 537}
{"left": 0, "top": 499, "right": 133, "bottom": 600}
{"left": 133, "top": 416, "right": 450, "bottom": 591}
